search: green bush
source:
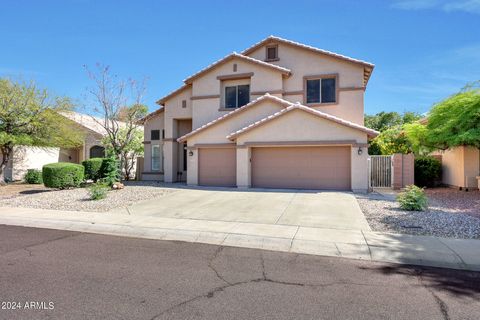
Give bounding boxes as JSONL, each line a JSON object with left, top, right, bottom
{"left": 82, "top": 158, "right": 105, "bottom": 182}
{"left": 414, "top": 156, "right": 442, "bottom": 188}
{"left": 24, "top": 169, "right": 43, "bottom": 184}
{"left": 397, "top": 185, "right": 428, "bottom": 211}
{"left": 42, "top": 162, "right": 85, "bottom": 189}
{"left": 100, "top": 157, "right": 120, "bottom": 186}
{"left": 88, "top": 182, "right": 109, "bottom": 200}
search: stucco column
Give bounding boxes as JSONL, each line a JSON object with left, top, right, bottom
{"left": 351, "top": 145, "right": 368, "bottom": 193}
{"left": 163, "top": 141, "right": 177, "bottom": 183}
{"left": 186, "top": 147, "right": 198, "bottom": 185}
{"left": 236, "top": 147, "right": 251, "bottom": 189}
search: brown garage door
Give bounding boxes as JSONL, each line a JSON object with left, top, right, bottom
{"left": 251, "top": 146, "right": 351, "bottom": 190}
{"left": 198, "top": 148, "right": 236, "bottom": 187}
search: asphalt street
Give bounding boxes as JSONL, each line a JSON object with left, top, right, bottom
{"left": 0, "top": 224, "right": 479, "bottom": 320}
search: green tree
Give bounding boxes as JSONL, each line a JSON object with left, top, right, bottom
{"left": 102, "top": 127, "right": 144, "bottom": 180}
{"left": 365, "top": 112, "right": 402, "bottom": 132}
{"left": 374, "top": 125, "right": 413, "bottom": 155}
{"left": 424, "top": 86, "right": 480, "bottom": 149}
{"left": 365, "top": 111, "right": 421, "bottom": 155}
{"left": 0, "top": 79, "right": 83, "bottom": 182}
{"left": 85, "top": 65, "right": 147, "bottom": 180}
{"left": 403, "top": 83, "right": 480, "bottom": 154}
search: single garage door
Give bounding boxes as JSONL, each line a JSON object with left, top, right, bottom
{"left": 251, "top": 146, "right": 351, "bottom": 190}
{"left": 198, "top": 148, "right": 236, "bottom": 187}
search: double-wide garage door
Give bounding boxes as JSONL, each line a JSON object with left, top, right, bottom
{"left": 198, "top": 146, "right": 351, "bottom": 190}
{"left": 198, "top": 148, "right": 236, "bottom": 187}
{"left": 251, "top": 146, "right": 351, "bottom": 190}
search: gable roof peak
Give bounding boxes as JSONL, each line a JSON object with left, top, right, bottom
{"left": 183, "top": 52, "right": 291, "bottom": 84}
{"left": 242, "top": 35, "right": 375, "bottom": 86}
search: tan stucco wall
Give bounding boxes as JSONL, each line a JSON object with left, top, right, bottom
{"left": 164, "top": 87, "right": 192, "bottom": 137}
{"left": 187, "top": 100, "right": 286, "bottom": 146}
{"left": 464, "top": 147, "right": 480, "bottom": 188}
{"left": 10, "top": 146, "right": 61, "bottom": 181}
{"left": 247, "top": 43, "right": 366, "bottom": 125}
{"left": 441, "top": 146, "right": 480, "bottom": 188}
{"left": 235, "top": 110, "right": 367, "bottom": 145}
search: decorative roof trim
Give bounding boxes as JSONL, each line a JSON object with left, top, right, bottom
{"left": 177, "top": 94, "right": 292, "bottom": 143}
{"left": 183, "top": 52, "right": 291, "bottom": 84}
{"left": 226, "top": 103, "right": 379, "bottom": 140}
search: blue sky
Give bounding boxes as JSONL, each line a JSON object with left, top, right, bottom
{"left": 1, "top": 0, "right": 479, "bottom": 115}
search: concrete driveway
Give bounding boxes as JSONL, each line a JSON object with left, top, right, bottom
{"left": 127, "top": 187, "right": 370, "bottom": 231}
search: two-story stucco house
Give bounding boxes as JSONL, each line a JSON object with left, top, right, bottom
{"left": 140, "top": 36, "right": 379, "bottom": 192}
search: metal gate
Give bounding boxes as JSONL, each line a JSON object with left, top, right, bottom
{"left": 369, "top": 155, "right": 393, "bottom": 188}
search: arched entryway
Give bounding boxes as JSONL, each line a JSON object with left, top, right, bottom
{"left": 89, "top": 145, "right": 105, "bottom": 159}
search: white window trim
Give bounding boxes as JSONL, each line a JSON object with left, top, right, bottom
{"left": 151, "top": 144, "right": 163, "bottom": 172}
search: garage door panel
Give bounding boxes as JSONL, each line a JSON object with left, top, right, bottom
{"left": 198, "top": 148, "right": 236, "bottom": 187}
{"left": 251, "top": 146, "right": 351, "bottom": 190}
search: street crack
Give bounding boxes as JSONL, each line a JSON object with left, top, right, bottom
{"left": 414, "top": 269, "right": 450, "bottom": 320}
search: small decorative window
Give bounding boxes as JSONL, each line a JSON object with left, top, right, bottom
{"left": 182, "top": 100, "right": 187, "bottom": 108}
{"left": 151, "top": 129, "right": 160, "bottom": 140}
{"left": 225, "top": 85, "right": 250, "bottom": 108}
{"left": 306, "top": 77, "right": 336, "bottom": 104}
{"left": 266, "top": 45, "right": 278, "bottom": 61}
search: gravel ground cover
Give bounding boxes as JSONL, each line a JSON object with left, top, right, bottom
{"left": 357, "top": 188, "right": 480, "bottom": 239}
{"left": 0, "top": 181, "right": 172, "bottom": 212}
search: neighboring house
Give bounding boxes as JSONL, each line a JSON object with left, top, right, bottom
{"left": 439, "top": 147, "right": 480, "bottom": 190}
{"left": 140, "top": 36, "right": 379, "bottom": 192}
{"left": 4, "top": 111, "right": 140, "bottom": 181}
{"left": 419, "top": 118, "right": 480, "bottom": 190}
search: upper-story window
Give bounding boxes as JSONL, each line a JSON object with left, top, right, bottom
{"left": 225, "top": 84, "right": 250, "bottom": 109}
{"left": 151, "top": 129, "right": 160, "bottom": 140}
{"left": 266, "top": 44, "right": 278, "bottom": 61}
{"left": 305, "top": 76, "right": 337, "bottom": 104}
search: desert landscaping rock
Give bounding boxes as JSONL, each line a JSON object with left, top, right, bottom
{"left": 0, "top": 181, "right": 171, "bottom": 212}
{"left": 357, "top": 189, "right": 480, "bottom": 239}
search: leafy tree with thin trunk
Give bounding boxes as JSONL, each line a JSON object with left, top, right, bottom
{"left": 405, "top": 82, "right": 480, "bottom": 152}
{"left": 84, "top": 64, "right": 147, "bottom": 180}
{"left": 0, "top": 79, "right": 83, "bottom": 183}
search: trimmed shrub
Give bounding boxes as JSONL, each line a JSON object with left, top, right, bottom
{"left": 24, "top": 169, "right": 43, "bottom": 184}
{"left": 88, "top": 182, "right": 109, "bottom": 200}
{"left": 42, "top": 162, "right": 84, "bottom": 189}
{"left": 414, "top": 156, "right": 442, "bottom": 188}
{"left": 397, "top": 185, "right": 428, "bottom": 211}
{"left": 100, "top": 157, "right": 120, "bottom": 186}
{"left": 82, "top": 158, "right": 105, "bottom": 182}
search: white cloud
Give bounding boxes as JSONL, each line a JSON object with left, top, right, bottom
{"left": 443, "top": 0, "right": 480, "bottom": 13}
{"left": 391, "top": 0, "right": 440, "bottom": 10}
{"left": 392, "top": 0, "right": 480, "bottom": 14}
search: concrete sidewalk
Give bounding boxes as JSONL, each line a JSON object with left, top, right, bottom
{"left": 0, "top": 206, "right": 479, "bottom": 271}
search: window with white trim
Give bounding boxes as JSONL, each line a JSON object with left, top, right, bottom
{"left": 151, "top": 144, "right": 162, "bottom": 172}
